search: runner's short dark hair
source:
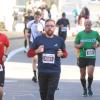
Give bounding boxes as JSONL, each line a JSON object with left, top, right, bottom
{"left": 34, "top": 11, "right": 41, "bottom": 16}
{"left": 62, "top": 12, "right": 66, "bottom": 17}
{"left": 45, "top": 19, "right": 55, "bottom": 24}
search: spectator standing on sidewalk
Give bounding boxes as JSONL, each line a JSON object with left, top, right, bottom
{"left": 27, "top": 11, "right": 45, "bottom": 82}
{"left": 27, "top": 19, "right": 68, "bottom": 100}
{"left": 12, "top": 10, "right": 18, "bottom": 31}
{"left": 0, "top": 32, "right": 9, "bottom": 100}
{"left": 78, "top": 7, "right": 90, "bottom": 28}
{"left": 72, "top": 8, "right": 78, "bottom": 24}
{"left": 56, "top": 12, "right": 70, "bottom": 41}
{"left": 74, "top": 19, "right": 100, "bottom": 96}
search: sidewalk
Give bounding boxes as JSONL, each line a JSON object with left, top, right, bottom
{"left": 0, "top": 30, "right": 75, "bottom": 41}
{"left": 0, "top": 30, "right": 23, "bottom": 39}
{"left": 1, "top": 22, "right": 100, "bottom": 40}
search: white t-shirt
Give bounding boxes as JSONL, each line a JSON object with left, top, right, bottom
{"left": 27, "top": 20, "right": 45, "bottom": 42}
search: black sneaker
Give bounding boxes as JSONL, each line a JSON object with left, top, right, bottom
{"left": 32, "top": 76, "right": 37, "bottom": 83}
{"left": 82, "top": 89, "right": 87, "bottom": 97}
{"left": 88, "top": 88, "right": 93, "bottom": 96}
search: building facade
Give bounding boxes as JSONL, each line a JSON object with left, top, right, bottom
{"left": 0, "top": 0, "right": 100, "bottom": 31}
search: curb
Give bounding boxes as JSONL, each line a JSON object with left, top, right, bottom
{"left": 0, "top": 31, "right": 23, "bottom": 39}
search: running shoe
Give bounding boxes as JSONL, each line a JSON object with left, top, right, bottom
{"left": 32, "top": 76, "right": 37, "bottom": 83}
{"left": 82, "top": 89, "right": 87, "bottom": 97}
{"left": 88, "top": 88, "right": 93, "bottom": 96}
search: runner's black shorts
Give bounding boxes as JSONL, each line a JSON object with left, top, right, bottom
{"left": 0, "top": 65, "right": 5, "bottom": 87}
{"left": 59, "top": 32, "right": 67, "bottom": 40}
{"left": 78, "top": 57, "right": 96, "bottom": 68}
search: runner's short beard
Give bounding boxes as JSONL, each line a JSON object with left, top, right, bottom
{"left": 46, "top": 30, "right": 54, "bottom": 36}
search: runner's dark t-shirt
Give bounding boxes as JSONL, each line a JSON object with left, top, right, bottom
{"left": 30, "top": 35, "right": 66, "bottom": 75}
{"left": 56, "top": 18, "right": 69, "bottom": 40}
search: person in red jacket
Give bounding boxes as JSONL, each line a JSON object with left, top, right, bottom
{"left": 0, "top": 33, "right": 9, "bottom": 100}
{"left": 27, "top": 19, "right": 68, "bottom": 100}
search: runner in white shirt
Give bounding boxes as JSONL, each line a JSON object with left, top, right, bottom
{"left": 27, "top": 11, "right": 45, "bottom": 82}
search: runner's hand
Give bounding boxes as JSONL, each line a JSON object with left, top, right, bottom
{"left": 57, "top": 49, "right": 63, "bottom": 57}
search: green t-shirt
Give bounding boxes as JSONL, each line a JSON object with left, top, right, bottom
{"left": 75, "top": 30, "right": 100, "bottom": 58}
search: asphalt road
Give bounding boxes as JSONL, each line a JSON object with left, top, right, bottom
{"left": 3, "top": 37, "right": 100, "bottom": 100}
{"left": 8, "top": 37, "right": 100, "bottom": 66}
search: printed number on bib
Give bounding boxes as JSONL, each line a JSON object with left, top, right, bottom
{"left": 61, "top": 27, "right": 67, "bottom": 32}
{"left": 86, "top": 49, "right": 96, "bottom": 56}
{"left": 42, "top": 54, "right": 55, "bottom": 64}
{"left": 0, "top": 64, "right": 3, "bottom": 72}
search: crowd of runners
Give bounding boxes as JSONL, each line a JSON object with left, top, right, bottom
{"left": 0, "top": 6, "right": 100, "bottom": 100}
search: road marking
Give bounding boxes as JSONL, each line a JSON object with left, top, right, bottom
{"left": 5, "top": 61, "right": 100, "bottom": 80}
{"left": 5, "top": 80, "right": 18, "bottom": 83}
{"left": 6, "top": 47, "right": 25, "bottom": 61}
{"left": 5, "top": 47, "right": 100, "bottom": 80}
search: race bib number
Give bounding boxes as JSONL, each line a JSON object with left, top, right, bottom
{"left": 86, "top": 49, "right": 96, "bottom": 56}
{"left": 42, "top": 54, "right": 55, "bottom": 64}
{"left": 0, "top": 64, "right": 3, "bottom": 72}
{"left": 61, "top": 27, "right": 67, "bottom": 32}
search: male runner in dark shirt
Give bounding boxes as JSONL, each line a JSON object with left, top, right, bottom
{"left": 56, "top": 12, "right": 70, "bottom": 41}
{"left": 27, "top": 19, "right": 68, "bottom": 100}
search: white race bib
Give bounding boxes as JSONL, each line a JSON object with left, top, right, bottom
{"left": 86, "top": 49, "right": 96, "bottom": 56}
{"left": 61, "top": 27, "right": 67, "bottom": 32}
{"left": 0, "top": 64, "right": 3, "bottom": 72}
{"left": 42, "top": 54, "right": 55, "bottom": 64}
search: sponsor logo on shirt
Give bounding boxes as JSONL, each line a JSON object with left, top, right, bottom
{"left": 54, "top": 44, "right": 58, "bottom": 47}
